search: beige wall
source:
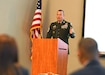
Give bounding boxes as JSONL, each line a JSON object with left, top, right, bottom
{"left": 0, "top": 0, "right": 105, "bottom": 75}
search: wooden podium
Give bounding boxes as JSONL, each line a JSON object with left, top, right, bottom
{"left": 32, "top": 38, "right": 68, "bottom": 75}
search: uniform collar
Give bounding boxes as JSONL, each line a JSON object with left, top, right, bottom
{"left": 57, "top": 20, "right": 66, "bottom": 24}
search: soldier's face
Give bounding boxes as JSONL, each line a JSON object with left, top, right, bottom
{"left": 56, "top": 11, "right": 64, "bottom": 22}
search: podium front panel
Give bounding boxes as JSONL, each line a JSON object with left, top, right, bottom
{"left": 32, "top": 39, "right": 58, "bottom": 75}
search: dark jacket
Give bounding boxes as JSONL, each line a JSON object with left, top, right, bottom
{"left": 15, "top": 66, "right": 29, "bottom": 75}
{"left": 70, "top": 59, "right": 105, "bottom": 75}
{"left": 46, "top": 20, "right": 75, "bottom": 44}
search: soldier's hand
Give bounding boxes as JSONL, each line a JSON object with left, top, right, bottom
{"left": 70, "top": 27, "right": 73, "bottom": 34}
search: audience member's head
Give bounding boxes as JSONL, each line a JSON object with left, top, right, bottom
{"left": 77, "top": 38, "right": 99, "bottom": 65}
{"left": 0, "top": 34, "right": 19, "bottom": 75}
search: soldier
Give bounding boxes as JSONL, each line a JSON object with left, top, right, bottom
{"left": 46, "top": 9, "right": 75, "bottom": 54}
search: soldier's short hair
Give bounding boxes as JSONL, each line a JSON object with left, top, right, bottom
{"left": 58, "top": 9, "right": 64, "bottom": 15}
